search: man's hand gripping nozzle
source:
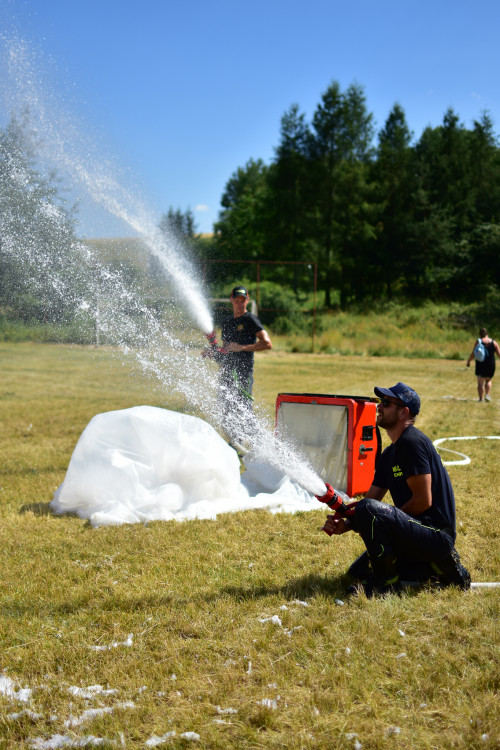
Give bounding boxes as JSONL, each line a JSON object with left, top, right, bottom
{"left": 202, "top": 330, "right": 228, "bottom": 359}
{"left": 315, "top": 482, "right": 358, "bottom": 536}
{"left": 205, "top": 330, "right": 218, "bottom": 348}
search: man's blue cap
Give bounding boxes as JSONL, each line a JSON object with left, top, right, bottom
{"left": 374, "top": 382, "right": 420, "bottom": 415}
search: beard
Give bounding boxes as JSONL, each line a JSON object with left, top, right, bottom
{"left": 376, "top": 411, "right": 400, "bottom": 430}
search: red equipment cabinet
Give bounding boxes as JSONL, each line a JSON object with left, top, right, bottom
{"left": 275, "top": 393, "right": 381, "bottom": 497}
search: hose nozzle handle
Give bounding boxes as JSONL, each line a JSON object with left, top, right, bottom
{"left": 205, "top": 330, "right": 218, "bottom": 348}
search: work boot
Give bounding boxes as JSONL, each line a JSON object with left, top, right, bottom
{"left": 346, "top": 553, "right": 401, "bottom": 598}
{"left": 346, "top": 574, "right": 402, "bottom": 599}
{"left": 347, "top": 551, "right": 371, "bottom": 583}
{"left": 431, "top": 548, "right": 471, "bottom": 590}
{"left": 370, "top": 553, "right": 399, "bottom": 586}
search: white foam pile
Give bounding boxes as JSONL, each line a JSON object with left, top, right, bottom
{"left": 50, "top": 406, "right": 319, "bottom": 527}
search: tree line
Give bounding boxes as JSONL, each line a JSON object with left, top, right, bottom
{"left": 206, "top": 81, "right": 500, "bottom": 310}
{"left": 2, "top": 81, "right": 500, "bottom": 332}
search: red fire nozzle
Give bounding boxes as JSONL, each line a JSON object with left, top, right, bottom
{"left": 206, "top": 330, "right": 218, "bottom": 348}
{"left": 203, "top": 330, "right": 228, "bottom": 357}
{"left": 316, "top": 482, "right": 358, "bottom": 535}
{"left": 316, "top": 482, "right": 358, "bottom": 517}
{"left": 315, "top": 482, "right": 344, "bottom": 513}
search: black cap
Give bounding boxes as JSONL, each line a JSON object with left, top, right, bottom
{"left": 231, "top": 286, "right": 248, "bottom": 298}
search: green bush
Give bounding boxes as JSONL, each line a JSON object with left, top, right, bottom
{"left": 251, "top": 280, "right": 305, "bottom": 326}
{"left": 271, "top": 311, "right": 312, "bottom": 335}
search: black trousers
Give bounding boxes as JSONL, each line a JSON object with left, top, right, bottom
{"left": 355, "top": 497, "right": 454, "bottom": 568}
{"left": 219, "top": 367, "right": 254, "bottom": 409}
{"left": 218, "top": 368, "right": 255, "bottom": 444}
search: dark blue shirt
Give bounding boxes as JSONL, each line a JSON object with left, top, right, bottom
{"left": 373, "top": 425, "right": 456, "bottom": 538}
{"left": 221, "top": 312, "right": 263, "bottom": 378}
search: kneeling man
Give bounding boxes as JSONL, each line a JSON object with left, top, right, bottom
{"left": 322, "top": 382, "right": 470, "bottom": 596}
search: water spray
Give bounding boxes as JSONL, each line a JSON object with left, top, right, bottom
{"left": 0, "top": 33, "right": 331, "bottom": 501}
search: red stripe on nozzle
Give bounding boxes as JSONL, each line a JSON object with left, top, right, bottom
{"left": 206, "top": 330, "right": 218, "bottom": 347}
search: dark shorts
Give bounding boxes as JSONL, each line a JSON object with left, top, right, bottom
{"left": 475, "top": 362, "right": 495, "bottom": 378}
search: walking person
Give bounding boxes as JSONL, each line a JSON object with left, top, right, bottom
{"left": 466, "top": 328, "right": 500, "bottom": 402}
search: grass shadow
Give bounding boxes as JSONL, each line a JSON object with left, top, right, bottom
{"left": 0, "top": 574, "right": 346, "bottom": 621}
{"left": 0, "top": 591, "right": 179, "bottom": 620}
{"left": 19, "top": 503, "right": 86, "bottom": 523}
{"left": 216, "top": 572, "right": 345, "bottom": 603}
{"left": 19, "top": 501, "right": 53, "bottom": 516}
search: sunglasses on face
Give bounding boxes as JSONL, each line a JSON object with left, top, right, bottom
{"left": 379, "top": 398, "right": 405, "bottom": 408}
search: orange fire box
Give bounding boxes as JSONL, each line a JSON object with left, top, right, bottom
{"left": 275, "top": 393, "right": 381, "bottom": 497}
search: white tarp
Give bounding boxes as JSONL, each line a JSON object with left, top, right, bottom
{"left": 50, "top": 406, "right": 319, "bottom": 527}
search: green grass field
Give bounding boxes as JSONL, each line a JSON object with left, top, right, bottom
{"left": 0, "top": 343, "right": 498, "bottom": 749}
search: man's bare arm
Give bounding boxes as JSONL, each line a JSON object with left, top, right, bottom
{"left": 400, "top": 473, "right": 432, "bottom": 516}
{"left": 225, "top": 329, "right": 272, "bottom": 353}
{"left": 364, "top": 484, "right": 387, "bottom": 501}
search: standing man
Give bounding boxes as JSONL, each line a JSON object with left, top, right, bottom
{"left": 322, "top": 382, "right": 470, "bottom": 596}
{"left": 204, "top": 286, "right": 272, "bottom": 443}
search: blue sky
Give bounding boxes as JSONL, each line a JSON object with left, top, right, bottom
{"left": 1, "top": 0, "right": 499, "bottom": 237}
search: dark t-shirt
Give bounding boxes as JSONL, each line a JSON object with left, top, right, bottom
{"left": 221, "top": 312, "right": 264, "bottom": 378}
{"left": 373, "top": 425, "right": 456, "bottom": 537}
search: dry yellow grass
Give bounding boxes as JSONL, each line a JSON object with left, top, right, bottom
{"left": 0, "top": 343, "right": 498, "bottom": 749}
